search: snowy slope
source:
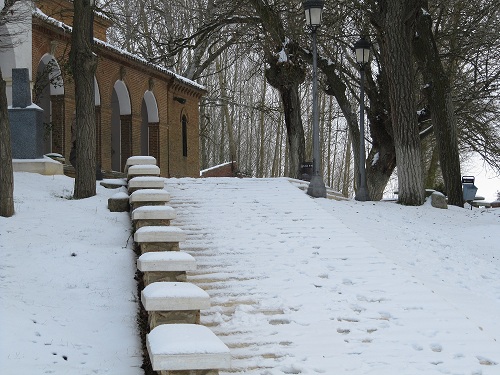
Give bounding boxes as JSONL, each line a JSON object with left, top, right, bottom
{"left": 1, "top": 173, "right": 499, "bottom": 375}
{"left": 166, "top": 177, "right": 500, "bottom": 375}
{"left": 0, "top": 173, "right": 141, "bottom": 375}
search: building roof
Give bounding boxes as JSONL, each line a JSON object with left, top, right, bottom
{"left": 33, "top": 8, "right": 206, "bottom": 93}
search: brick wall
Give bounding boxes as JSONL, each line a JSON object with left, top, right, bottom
{"left": 31, "top": 15, "right": 204, "bottom": 177}
{"left": 166, "top": 85, "right": 201, "bottom": 178}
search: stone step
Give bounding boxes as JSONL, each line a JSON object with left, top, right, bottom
{"left": 131, "top": 206, "right": 176, "bottom": 229}
{"left": 125, "top": 155, "right": 157, "bottom": 173}
{"left": 138, "top": 251, "right": 196, "bottom": 272}
{"left": 138, "top": 251, "right": 197, "bottom": 284}
{"left": 141, "top": 282, "right": 210, "bottom": 311}
{"left": 147, "top": 324, "right": 231, "bottom": 372}
{"left": 128, "top": 176, "right": 165, "bottom": 193}
{"left": 134, "top": 226, "right": 186, "bottom": 244}
{"left": 108, "top": 191, "right": 130, "bottom": 212}
{"left": 127, "top": 164, "right": 160, "bottom": 180}
{"left": 129, "top": 189, "right": 170, "bottom": 210}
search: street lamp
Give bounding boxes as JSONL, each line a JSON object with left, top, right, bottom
{"left": 353, "top": 36, "right": 371, "bottom": 201}
{"left": 303, "top": 0, "right": 327, "bottom": 198}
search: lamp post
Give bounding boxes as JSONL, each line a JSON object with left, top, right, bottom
{"left": 303, "top": 0, "right": 327, "bottom": 198}
{"left": 354, "top": 36, "right": 371, "bottom": 201}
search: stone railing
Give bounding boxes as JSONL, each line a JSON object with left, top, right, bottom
{"left": 116, "top": 156, "right": 231, "bottom": 375}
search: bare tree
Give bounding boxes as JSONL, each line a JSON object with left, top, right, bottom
{"left": 0, "top": 67, "right": 14, "bottom": 217}
{"left": 440, "top": 1, "right": 500, "bottom": 173}
{"left": 70, "top": 0, "right": 97, "bottom": 199}
{"left": 371, "top": 1, "right": 425, "bottom": 205}
{"left": 104, "top": 0, "right": 499, "bottom": 200}
{"left": 413, "top": 1, "right": 463, "bottom": 207}
{"left": 0, "top": 0, "right": 28, "bottom": 217}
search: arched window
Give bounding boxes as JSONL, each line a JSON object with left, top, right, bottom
{"left": 182, "top": 115, "right": 188, "bottom": 157}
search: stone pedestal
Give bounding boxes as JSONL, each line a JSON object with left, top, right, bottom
{"left": 8, "top": 68, "right": 45, "bottom": 159}
{"left": 161, "top": 370, "right": 219, "bottom": 375}
{"left": 142, "top": 270, "right": 187, "bottom": 284}
{"left": 9, "top": 106, "right": 45, "bottom": 158}
{"left": 147, "top": 324, "right": 230, "bottom": 374}
{"left": 149, "top": 310, "right": 201, "bottom": 329}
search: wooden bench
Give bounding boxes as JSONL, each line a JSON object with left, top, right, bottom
{"left": 142, "top": 282, "right": 210, "bottom": 327}
{"left": 147, "top": 324, "right": 231, "bottom": 374}
{"left": 127, "top": 164, "right": 161, "bottom": 180}
{"left": 134, "top": 226, "right": 186, "bottom": 252}
{"left": 129, "top": 189, "right": 171, "bottom": 211}
{"left": 137, "top": 251, "right": 196, "bottom": 284}
{"left": 131, "top": 206, "right": 177, "bottom": 230}
{"left": 125, "top": 155, "right": 157, "bottom": 173}
{"left": 128, "top": 176, "right": 165, "bottom": 193}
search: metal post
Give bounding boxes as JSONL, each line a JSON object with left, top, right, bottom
{"left": 355, "top": 66, "right": 370, "bottom": 201}
{"left": 307, "top": 28, "right": 327, "bottom": 198}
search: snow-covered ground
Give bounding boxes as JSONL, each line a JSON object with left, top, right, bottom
{"left": 1, "top": 172, "right": 500, "bottom": 375}
{"left": 0, "top": 173, "right": 141, "bottom": 375}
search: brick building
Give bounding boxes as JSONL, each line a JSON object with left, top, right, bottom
{"left": 2, "top": 0, "right": 205, "bottom": 177}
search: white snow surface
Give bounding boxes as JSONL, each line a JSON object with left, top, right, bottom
{"left": 0, "top": 172, "right": 141, "bottom": 374}
{"left": 1, "top": 173, "right": 500, "bottom": 375}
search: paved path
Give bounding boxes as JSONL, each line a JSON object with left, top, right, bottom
{"left": 166, "top": 178, "right": 500, "bottom": 375}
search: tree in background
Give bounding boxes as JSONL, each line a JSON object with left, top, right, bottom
{"left": 102, "top": 0, "right": 500, "bottom": 203}
{"left": 413, "top": 1, "right": 463, "bottom": 207}
{"left": 370, "top": 1, "right": 425, "bottom": 205}
{"left": 0, "top": 67, "right": 14, "bottom": 217}
{"left": 70, "top": 0, "right": 97, "bottom": 199}
{"left": 0, "top": 0, "right": 27, "bottom": 217}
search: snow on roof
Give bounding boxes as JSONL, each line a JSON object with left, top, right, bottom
{"left": 32, "top": 8, "right": 206, "bottom": 92}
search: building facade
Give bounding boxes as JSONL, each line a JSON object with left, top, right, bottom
{"left": 2, "top": 0, "right": 204, "bottom": 177}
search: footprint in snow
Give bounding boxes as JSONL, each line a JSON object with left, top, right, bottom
{"left": 477, "top": 356, "right": 498, "bottom": 366}
{"left": 430, "top": 343, "right": 443, "bottom": 352}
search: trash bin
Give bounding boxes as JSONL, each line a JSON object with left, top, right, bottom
{"left": 300, "top": 162, "right": 313, "bottom": 181}
{"left": 462, "top": 176, "right": 478, "bottom": 201}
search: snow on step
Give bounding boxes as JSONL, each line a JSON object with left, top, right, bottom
{"left": 128, "top": 176, "right": 164, "bottom": 192}
{"left": 134, "top": 226, "right": 186, "bottom": 243}
{"left": 137, "top": 251, "right": 196, "bottom": 272}
{"left": 125, "top": 155, "right": 156, "bottom": 173}
{"left": 127, "top": 164, "right": 160, "bottom": 179}
{"left": 147, "top": 324, "right": 231, "bottom": 371}
{"left": 131, "top": 205, "right": 176, "bottom": 221}
{"left": 129, "top": 189, "right": 170, "bottom": 204}
{"left": 141, "top": 282, "right": 210, "bottom": 311}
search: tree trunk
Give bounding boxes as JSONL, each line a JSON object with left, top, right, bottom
{"left": 326, "top": 97, "right": 333, "bottom": 186}
{"left": 257, "top": 75, "right": 267, "bottom": 177}
{"left": 320, "top": 62, "right": 360, "bottom": 192}
{"left": 318, "top": 48, "right": 397, "bottom": 200}
{"left": 0, "top": 69, "right": 15, "bottom": 217}
{"left": 265, "top": 61, "right": 306, "bottom": 179}
{"left": 365, "top": 70, "right": 397, "bottom": 200}
{"left": 216, "top": 59, "right": 236, "bottom": 164}
{"left": 424, "top": 145, "right": 440, "bottom": 188}
{"left": 375, "top": 1, "right": 425, "bottom": 205}
{"left": 342, "top": 131, "right": 352, "bottom": 198}
{"left": 413, "top": 3, "right": 463, "bottom": 207}
{"left": 200, "top": 99, "right": 208, "bottom": 170}
{"left": 70, "top": 0, "right": 97, "bottom": 199}
{"left": 271, "top": 113, "right": 282, "bottom": 177}
{"left": 281, "top": 86, "right": 305, "bottom": 179}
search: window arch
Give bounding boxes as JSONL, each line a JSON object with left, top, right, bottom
{"left": 182, "top": 114, "right": 188, "bottom": 157}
